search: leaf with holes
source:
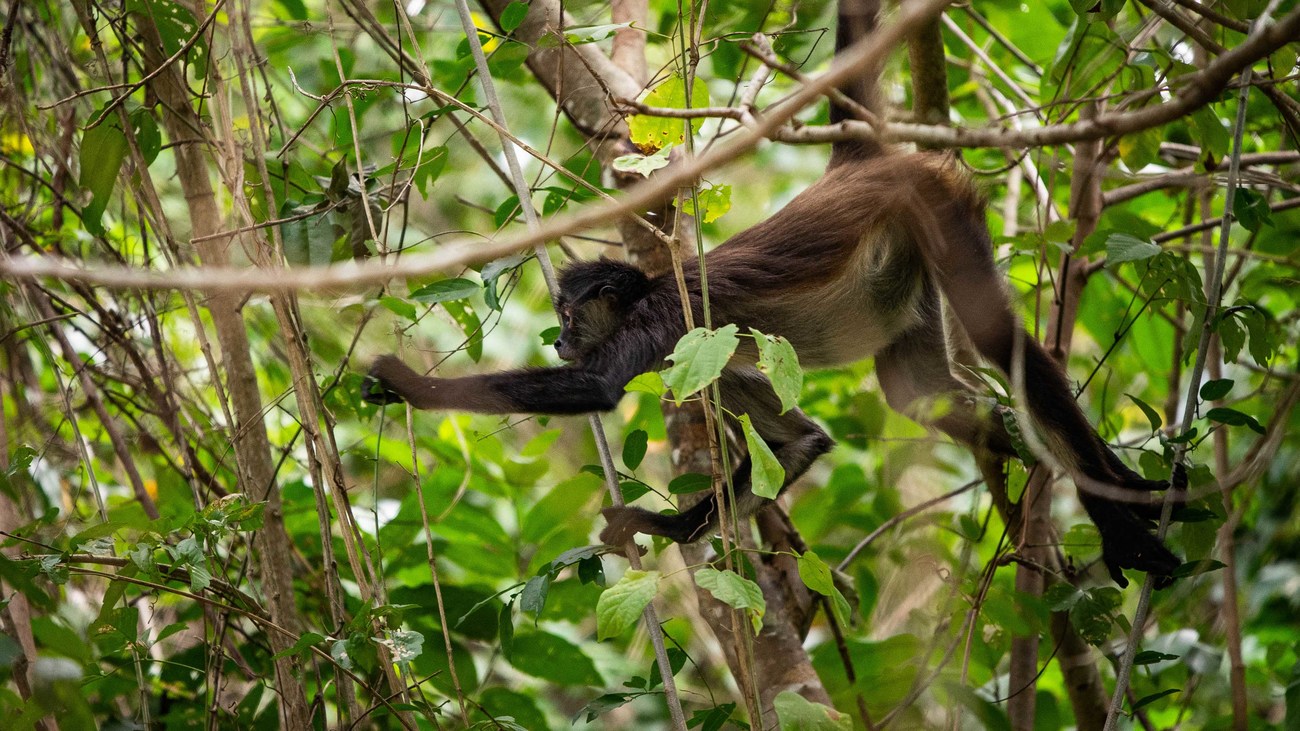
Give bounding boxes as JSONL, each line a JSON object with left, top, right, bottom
{"left": 628, "top": 75, "right": 709, "bottom": 152}
{"left": 752, "top": 329, "right": 803, "bottom": 414}
{"left": 681, "top": 184, "right": 733, "bottom": 223}
{"left": 661, "top": 325, "right": 739, "bottom": 405}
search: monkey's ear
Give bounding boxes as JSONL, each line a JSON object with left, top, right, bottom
{"left": 598, "top": 284, "right": 620, "bottom": 301}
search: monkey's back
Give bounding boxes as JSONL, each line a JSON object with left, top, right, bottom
{"left": 700, "top": 153, "right": 973, "bottom": 366}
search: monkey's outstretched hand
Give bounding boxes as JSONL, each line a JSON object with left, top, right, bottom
{"left": 1086, "top": 462, "right": 1187, "bottom": 589}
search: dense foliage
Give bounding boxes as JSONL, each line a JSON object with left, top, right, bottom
{"left": 0, "top": 0, "right": 1297, "bottom": 728}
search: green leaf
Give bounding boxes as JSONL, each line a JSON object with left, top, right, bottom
{"left": 521, "top": 574, "right": 550, "bottom": 618}
{"left": 1189, "top": 107, "right": 1231, "bottom": 160}
{"left": 1045, "top": 583, "right": 1085, "bottom": 612}
{"left": 1105, "top": 233, "right": 1161, "bottom": 264}
{"left": 494, "top": 195, "right": 521, "bottom": 228}
{"left": 275, "top": 0, "right": 307, "bottom": 20}
{"left": 1233, "top": 188, "right": 1273, "bottom": 232}
{"left": 1206, "top": 407, "right": 1265, "bottom": 434}
{"left": 611, "top": 146, "right": 671, "bottom": 178}
{"left": 380, "top": 296, "right": 418, "bottom": 322}
{"left": 443, "top": 299, "right": 483, "bottom": 362}
{"left": 1131, "top": 688, "right": 1180, "bottom": 712}
{"left": 126, "top": 0, "right": 209, "bottom": 74}
{"left": 1199, "top": 378, "right": 1233, "bottom": 402}
{"left": 1240, "top": 306, "right": 1274, "bottom": 367}
{"left": 1046, "top": 20, "right": 1122, "bottom": 103}
{"left": 129, "top": 108, "right": 161, "bottom": 164}
{"left": 1118, "top": 125, "right": 1162, "bottom": 170}
{"left": 739, "top": 414, "right": 784, "bottom": 500}
{"left": 1170, "top": 558, "right": 1227, "bottom": 578}
{"left": 772, "top": 691, "right": 852, "bottom": 731}
{"left": 577, "top": 555, "right": 604, "bottom": 586}
{"left": 695, "top": 567, "right": 765, "bottom": 634}
{"left": 499, "top": 1, "right": 530, "bottom": 33}
{"left": 562, "top": 23, "right": 629, "bottom": 44}
{"left": 273, "top": 632, "right": 324, "bottom": 661}
{"left": 573, "top": 693, "right": 641, "bottom": 724}
{"left": 624, "top": 371, "right": 666, "bottom": 397}
{"left": 668, "top": 472, "right": 712, "bottom": 494}
{"left": 79, "top": 111, "right": 130, "bottom": 235}
{"left": 622, "top": 429, "right": 648, "bottom": 470}
{"left": 596, "top": 569, "right": 659, "bottom": 640}
{"left": 1133, "top": 650, "right": 1180, "bottom": 665}
{"left": 628, "top": 75, "right": 709, "bottom": 151}
{"left": 412, "top": 146, "right": 449, "bottom": 198}
{"left": 687, "top": 704, "right": 738, "bottom": 731}
{"left": 796, "top": 551, "right": 852, "bottom": 627}
{"left": 752, "top": 329, "right": 804, "bottom": 414}
{"left": 481, "top": 253, "right": 529, "bottom": 311}
{"left": 1127, "top": 394, "right": 1163, "bottom": 432}
{"left": 509, "top": 632, "right": 602, "bottom": 685}
{"left": 647, "top": 647, "right": 687, "bottom": 690}
{"left": 410, "top": 278, "right": 479, "bottom": 304}
{"left": 680, "top": 183, "right": 733, "bottom": 223}
{"left": 661, "top": 324, "right": 739, "bottom": 405}
{"left": 498, "top": 602, "right": 514, "bottom": 659}
{"left": 376, "top": 629, "right": 424, "bottom": 663}
{"left": 1062, "top": 523, "right": 1101, "bottom": 551}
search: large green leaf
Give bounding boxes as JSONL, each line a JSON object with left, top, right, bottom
{"left": 661, "top": 324, "right": 739, "bottom": 405}
{"left": 595, "top": 569, "right": 659, "bottom": 640}
{"left": 628, "top": 75, "right": 709, "bottom": 151}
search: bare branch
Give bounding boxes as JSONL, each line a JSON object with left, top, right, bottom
{"left": 1, "top": 0, "right": 956, "bottom": 294}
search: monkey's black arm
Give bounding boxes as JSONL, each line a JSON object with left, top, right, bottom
{"left": 365, "top": 324, "right": 669, "bottom": 415}
{"left": 601, "top": 366, "right": 834, "bottom": 545}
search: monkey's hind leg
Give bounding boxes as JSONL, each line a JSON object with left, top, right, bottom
{"left": 600, "top": 367, "right": 832, "bottom": 548}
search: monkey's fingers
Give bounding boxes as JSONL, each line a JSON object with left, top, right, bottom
{"left": 1098, "top": 528, "right": 1180, "bottom": 590}
{"left": 361, "top": 375, "right": 404, "bottom": 405}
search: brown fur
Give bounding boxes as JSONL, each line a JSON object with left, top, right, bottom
{"left": 365, "top": 151, "right": 1180, "bottom": 587}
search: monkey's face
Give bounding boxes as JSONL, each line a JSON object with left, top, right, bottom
{"left": 555, "top": 295, "right": 622, "bottom": 362}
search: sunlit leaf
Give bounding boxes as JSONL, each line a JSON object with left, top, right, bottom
{"left": 628, "top": 75, "right": 709, "bottom": 151}
{"left": 596, "top": 569, "right": 659, "bottom": 640}
{"left": 661, "top": 324, "right": 739, "bottom": 405}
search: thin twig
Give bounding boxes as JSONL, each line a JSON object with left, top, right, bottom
{"left": 0, "top": 0, "right": 961, "bottom": 293}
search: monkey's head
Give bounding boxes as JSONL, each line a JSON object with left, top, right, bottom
{"left": 554, "top": 259, "right": 651, "bottom": 361}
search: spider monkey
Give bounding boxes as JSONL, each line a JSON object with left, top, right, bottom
{"left": 366, "top": 3, "right": 1183, "bottom": 588}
